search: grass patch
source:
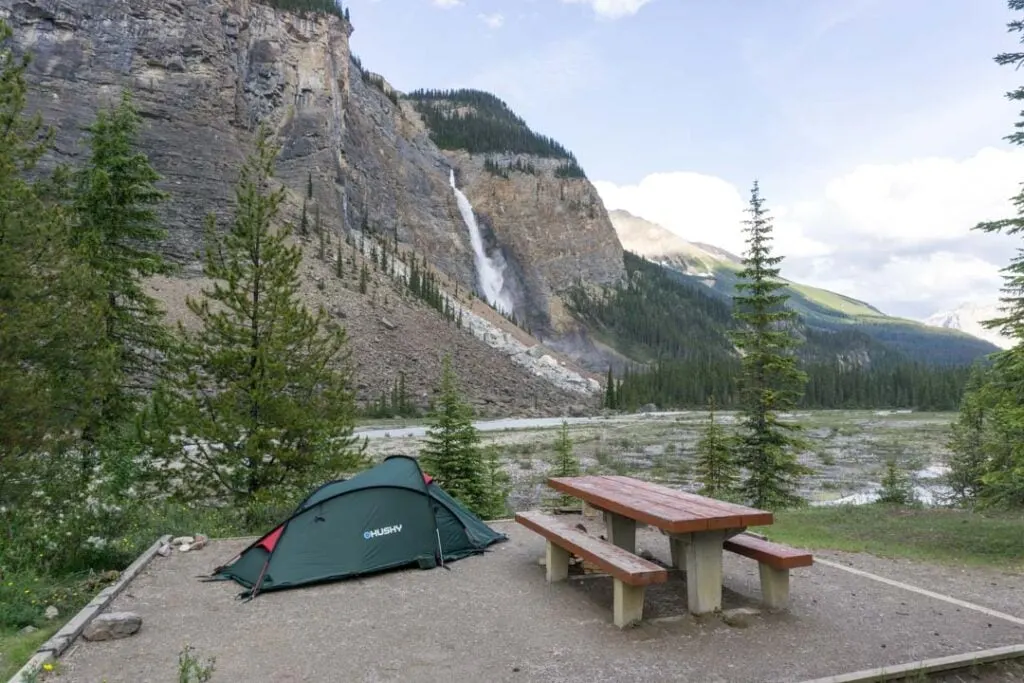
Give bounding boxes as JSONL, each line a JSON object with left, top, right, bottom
{"left": 758, "top": 504, "right": 1024, "bottom": 570}
{"left": 0, "top": 625, "right": 58, "bottom": 679}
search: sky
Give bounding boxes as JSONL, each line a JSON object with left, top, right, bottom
{"left": 344, "top": 0, "right": 1024, "bottom": 319}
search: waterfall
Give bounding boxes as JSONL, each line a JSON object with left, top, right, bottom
{"left": 449, "top": 169, "right": 515, "bottom": 314}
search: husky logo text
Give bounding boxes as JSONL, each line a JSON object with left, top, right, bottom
{"left": 363, "top": 524, "right": 403, "bottom": 540}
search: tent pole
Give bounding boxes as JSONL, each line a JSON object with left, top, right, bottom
{"left": 436, "top": 529, "right": 444, "bottom": 568}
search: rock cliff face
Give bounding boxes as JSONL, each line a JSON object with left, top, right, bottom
{"left": 1, "top": 0, "right": 620, "bottom": 410}
{"left": 2, "top": 0, "right": 621, "bottom": 316}
{"left": 443, "top": 151, "right": 623, "bottom": 333}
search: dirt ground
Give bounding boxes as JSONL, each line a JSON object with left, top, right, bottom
{"left": 49, "top": 521, "right": 1024, "bottom": 683}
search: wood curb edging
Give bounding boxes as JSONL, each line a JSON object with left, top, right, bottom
{"left": 7, "top": 534, "right": 172, "bottom": 683}
{"left": 796, "top": 642, "right": 1024, "bottom": 683}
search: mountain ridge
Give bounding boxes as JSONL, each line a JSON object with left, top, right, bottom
{"left": 607, "top": 208, "right": 999, "bottom": 365}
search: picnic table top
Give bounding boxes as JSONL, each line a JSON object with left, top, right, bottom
{"left": 548, "top": 475, "right": 773, "bottom": 534}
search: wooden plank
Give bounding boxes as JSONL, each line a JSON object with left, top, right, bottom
{"left": 796, "top": 643, "right": 1024, "bottom": 683}
{"left": 515, "top": 511, "right": 668, "bottom": 587}
{"left": 549, "top": 477, "right": 710, "bottom": 533}
{"left": 603, "top": 476, "right": 774, "bottom": 526}
{"left": 549, "top": 475, "right": 772, "bottom": 533}
{"left": 593, "top": 477, "right": 760, "bottom": 531}
{"left": 724, "top": 533, "right": 813, "bottom": 570}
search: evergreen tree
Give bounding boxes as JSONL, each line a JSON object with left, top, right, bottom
{"left": 604, "top": 366, "right": 617, "bottom": 409}
{"left": 550, "top": 421, "right": 581, "bottom": 509}
{"left": 300, "top": 199, "right": 309, "bottom": 236}
{"left": 947, "top": 365, "right": 993, "bottom": 504}
{"left": 307, "top": 170, "right": 313, "bottom": 199}
{"left": 478, "top": 445, "right": 511, "bottom": 520}
{"left": 877, "top": 459, "right": 915, "bottom": 505}
{"left": 943, "top": 0, "right": 1024, "bottom": 510}
{"left": 419, "top": 356, "right": 487, "bottom": 514}
{"left": 155, "top": 128, "right": 365, "bottom": 509}
{"left": 72, "top": 90, "right": 173, "bottom": 439}
{"left": 0, "top": 18, "right": 113, "bottom": 506}
{"left": 693, "top": 397, "right": 738, "bottom": 499}
{"left": 335, "top": 240, "right": 344, "bottom": 278}
{"left": 729, "top": 181, "right": 812, "bottom": 510}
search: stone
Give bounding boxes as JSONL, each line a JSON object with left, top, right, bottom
{"left": 379, "top": 317, "right": 397, "bottom": 330}
{"left": 157, "top": 543, "right": 172, "bottom": 557}
{"left": 191, "top": 534, "right": 208, "bottom": 550}
{"left": 721, "top": 607, "right": 761, "bottom": 628}
{"left": 18, "top": 625, "right": 38, "bottom": 636}
{"left": 171, "top": 536, "right": 194, "bottom": 546}
{"left": 44, "top": 605, "right": 59, "bottom": 620}
{"left": 82, "top": 612, "right": 143, "bottom": 642}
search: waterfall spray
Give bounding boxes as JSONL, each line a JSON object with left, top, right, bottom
{"left": 449, "top": 169, "right": 514, "bottom": 314}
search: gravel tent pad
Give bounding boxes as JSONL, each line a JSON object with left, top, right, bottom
{"left": 52, "top": 521, "right": 1024, "bottom": 683}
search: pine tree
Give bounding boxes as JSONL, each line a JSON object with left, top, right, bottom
{"left": 729, "top": 181, "right": 812, "bottom": 510}
{"left": 155, "top": 127, "right": 366, "bottom": 509}
{"left": 604, "top": 366, "right": 617, "bottom": 409}
{"left": 693, "top": 397, "right": 738, "bottom": 499}
{"left": 335, "top": 240, "right": 344, "bottom": 278}
{"left": 300, "top": 199, "right": 309, "bottom": 236}
{"left": 478, "top": 445, "right": 511, "bottom": 520}
{"left": 947, "top": 365, "right": 993, "bottom": 505}
{"left": 953, "top": 0, "right": 1024, "bottom": 509}
{"left": 419, "top": 355, "right": 487, "bottom": 514}
{"left": 0, "top": 19, "right": 113, "bottom": 503}
{"left": 551, "top": 421, "right": 581, "bottom": 509}
{"left": 877, "top": 459, "right": 915, "bottom": 505}
{"left": 72, "top": 90, "right": 173, "bottom": 439}
{"left": 307, "top": 170, "right": 313, "bottom": 200}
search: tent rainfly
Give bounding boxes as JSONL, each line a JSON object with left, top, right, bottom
{"left": 208, "top": 455, "right": 508, "bottom": 597}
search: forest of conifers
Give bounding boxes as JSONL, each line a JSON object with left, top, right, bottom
{"left": 571, "top": 252, "right": 978, "bottom": 411}
{"left": 407, "top": 89, "right": 587, "bottom": 177}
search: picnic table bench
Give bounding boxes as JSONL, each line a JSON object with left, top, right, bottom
{"left": 517, "top": 475, "right": 813, "bottom": 627}
{"left": 516, "top": 511, "right": 668, "bottom": 627}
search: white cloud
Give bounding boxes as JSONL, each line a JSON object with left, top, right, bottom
{"left": 478, "top": 12, "right": 505, "bottom": 28}
{"left": 560, "top": 0, "right": 654, "bottom": 20}
{"left": 593, "top": 172, "right": 830, "bottom": 259}
{"left": 432, "top": 0, "right": 462, "bottom": 8}
{"left": 594, "top": 147, "right": 1024, "bottom": 318}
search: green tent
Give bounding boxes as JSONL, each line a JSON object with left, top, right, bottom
{"left": 209, "top": 455, "right": 507, "bottom": 597}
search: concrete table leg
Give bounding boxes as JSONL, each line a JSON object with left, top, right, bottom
{"left": 613, "top": 580, "right": 645, "bottom": 628}
{"left": 603, "top": 511, "right": 637, "bottom": 553}
{"left": 685, "top": 530, "right": 726, "bottom": 614}
{"left": 546, "top": 541, "right": 570, "bottom": 582}
{"left": 669, "top": 536, "right": 687, "bottom": 570}
{"left": 759, "top": 564, "right": 790, "bottom": 608}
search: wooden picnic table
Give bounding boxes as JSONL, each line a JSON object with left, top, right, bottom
{"left": 548, "top": 474, "right": 774, "bottom": 614}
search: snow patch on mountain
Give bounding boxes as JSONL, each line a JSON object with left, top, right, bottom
{"left": 923, "top": 302, "right": 1014, "bottom": 350}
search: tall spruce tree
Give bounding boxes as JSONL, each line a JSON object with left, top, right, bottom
{"left": 729, "top": 181, "right": 811, "bottom": 510}
{"left": 0, "top": 19, "right": 113, "bottom": 507}
{"left": 72, "top": 90, "right": 172, "bottom": 440}
{"left": 551, "top": 421, "right": 581, "bottom": 509}
{"left": 693, "top": 397, "right": 738, "bottom": 499}
{"left": 943, "top": 0, "right": 1024, "bottom": 510}
{"left": 947, "top": 0, "right": 1024, "bottom": 509}
{"left": 155, "top": 127, "right": 365, "bottom": 509}
{"left": 419, "top": 355, "right": 487, "bottom": 514}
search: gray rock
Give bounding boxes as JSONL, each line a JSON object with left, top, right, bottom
{"left": 44, "top": 605, "right": 59, "bottom": 620}
{"left": 82, "top": 612, "right": 143, "bottom": 641}
{"left": 18, "top": 625, "right": 38, "bottom": 636}
{"left": 721, "top": 607, "right": 761, "bottom": 628}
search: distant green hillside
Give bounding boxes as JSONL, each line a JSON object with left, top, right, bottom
{"left": 406, "top": 88, "right": 587, "bottom": 178}
{"left": 686, "top": 265, "right": 996, "bottom": 366}
{"left": 568, "top": 252, "right": 982, "bottom": 411}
